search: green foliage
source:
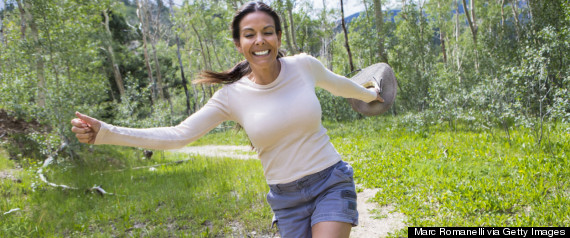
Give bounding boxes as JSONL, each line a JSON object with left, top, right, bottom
{"left": 383, "top": 0, "right": 570, "bottom": 138}
{"left": 316, "top": 87, "right": 361, "bottom": 122}
{"left": 390, "top": 1, "right": 437, "bottom": 112}
{"left": 1, "top": 0, "right": 110, "bottom": 159}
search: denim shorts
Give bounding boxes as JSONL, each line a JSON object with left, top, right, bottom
{"left": 266, "top": 160, "right": 358, "bottom": 238}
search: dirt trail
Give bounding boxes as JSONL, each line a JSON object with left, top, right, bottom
{"left": 351, "top": 188, "right": 407, "bottom": 237}
{"left": 170, "top": 145, "right": 256, "bottom": 160}
{"left": 0, "top": 169, "right": 20, "bottom": 182}
{"left": 170, "top": 146, "right": 407, "bottom": 237}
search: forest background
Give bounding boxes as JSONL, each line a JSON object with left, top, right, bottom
{"left": 0, "top": 0, "right": 568, "bottom": 155}
{"left": 0, "top": 0, "right": 569, "bottom": 236}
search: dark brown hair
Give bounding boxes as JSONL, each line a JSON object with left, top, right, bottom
{"left": 195, "top": 1, "right": 285, "bottom": 84}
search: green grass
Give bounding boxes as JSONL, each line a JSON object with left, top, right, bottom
{"left": 188, "top": 128, "right": 250, "bottom": 146}
{"left": 1, "top": 146, "right": 274, "bottom": 237}
{"left": 326, "top": 117, "right": 569, "bottom": 236}
{"left": 1, "top": 117, "right": 569, "bottom": 237}
{"left": 0, "top": 149, "right": 15, "bottom": 170}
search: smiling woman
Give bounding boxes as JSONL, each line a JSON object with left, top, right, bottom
{"left": 233, "top": 11, "right": 282, "bottom": 85}
{"left": 70, "top": 1, "right": 384, "bottom": 237}
{"left": 194, "top": 2, "right": 286, "bottom": 85}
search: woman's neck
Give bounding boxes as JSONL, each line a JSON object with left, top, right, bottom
{"left": 248, "top": 59, "right": 281, "bottom": 85}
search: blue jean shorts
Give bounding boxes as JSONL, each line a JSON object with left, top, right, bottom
{"left": 266, "top": 160, "right": 358, "bottom": 238}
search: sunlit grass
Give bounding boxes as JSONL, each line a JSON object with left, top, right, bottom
{"left": 0, "top": 147, "right": 273, "bottom": 237}
{"left": 326, "top": 117, "right": 570, "bottom": 236}
{"left": 0, "top": 149, "right": 15, "bottom": 170}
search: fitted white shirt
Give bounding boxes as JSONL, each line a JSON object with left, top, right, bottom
{"left": 95, "top": 54, "right": 377, "bottom": 184}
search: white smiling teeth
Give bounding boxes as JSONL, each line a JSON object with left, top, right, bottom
{"left": 253, "top": 50, "right": 269, "bottom": 55}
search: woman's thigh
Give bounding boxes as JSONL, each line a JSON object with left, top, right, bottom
{"left": 312, "top": 221, "right": 352, "bottom": 238}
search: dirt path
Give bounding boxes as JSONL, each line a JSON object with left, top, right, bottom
{"left": 351, "top": 187, "right": 406, "bottom": 237}
{"left": 170, "top": 145, "right": 256, "bottom": 160}
{"left": 0, "top": 168, "right": 21, "bottom": 182}
{"left": 170, "top": 146, "right": 407, "bottom": 237}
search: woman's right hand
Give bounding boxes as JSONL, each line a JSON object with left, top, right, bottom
{"left": 70, "top": 112, "right": 101, "bottom": 144}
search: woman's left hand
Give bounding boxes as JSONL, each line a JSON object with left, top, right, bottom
{"left": 375, "top": 87, "right": 385, "bottom": 103}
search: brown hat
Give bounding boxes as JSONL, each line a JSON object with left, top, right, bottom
{"left": 348, "top": 63, "right": 398, "bottom": 116}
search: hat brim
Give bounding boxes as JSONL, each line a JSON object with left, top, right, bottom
{"left": 347, "top": 63, "right": 397, "bottom": 116}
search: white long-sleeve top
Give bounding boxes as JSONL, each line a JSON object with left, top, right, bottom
{"left": 95, "top": 54, "right": 377, "bottom": 184}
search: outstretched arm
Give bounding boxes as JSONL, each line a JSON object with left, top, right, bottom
{"left": 304, "top": 55, "right": 383, "bottom": 103}
{"left": 70, "top": 89, "right": 232, "bottom": 150}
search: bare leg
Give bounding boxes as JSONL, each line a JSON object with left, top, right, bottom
{"left": 312, "top": 221, "right": 352, "bottom": 238}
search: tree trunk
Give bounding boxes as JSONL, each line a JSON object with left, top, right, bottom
{"left": 200, "top": 84, "right": 207, "bottom": 106}
{"left": 455, "top": 0, "right": 460, "bottom": 43}
{"left": 361, "top": 0, "right": 372, "bottom": 26}
{"left": 191, "top": 83, "right": 199, "bottom": 113}
{"left": 0, "top": 6, "right": 4, "bottom": 75}
{"left": 319, "top": 0, "right": 332, "bottom": 70}
{"left": 187, "top": 50, "right": 200, "bottom": 112}
{"left": 440, "top": 31, "right": 447, "bottom": 64}
{"left": 43, "top": 13, "right": 67, "bottom": 141}
{"left": 209, "top": 40, "right": 224, "bottom": 69}
{"left": 417, "top": 1, "right": 426, "bottom": 73}
{"left": 438, "top": 1, "right": 447, "bottom": 64}
{"left": 340, "top": 0, "right": 354, "bottom": 72}
{"left": 151, "top": 0, "right": 164, "bottom": 101}
{"left": 191, "top": 23, "right": 209, "bottom": 70}
{"left": 137, "top": 0, "right": 156, "bottom": 105}
{"left": 510, "top": 0, "right": 521, "bottom": 40}
{"left": 203, "top": 38, "right": 213, "bottom": 71}
{"left": 102, "top": 9, "right": 126, "bottom": 98}
{"left": 205, "top": 40, "right": 215, "bottom": 98}
{"left": 373, "top": 0, "right": 388, "bottom": 63}
{"left": 462, "top": 0, "right": 479, "bottom": 71}
{"left": 286, "top": 0, "right": 299, "bottom": 53}
{"left": 455, "top": 0, "right": 462, "bottom": 82}
{"left": 19, "top": 0, "right": 45, "bottom": 107}
{"left": 500, "top": 0, "right": 505, "bottom": 28}
{"left": 281, "top": 9, "right": 295, "bottom": 54}
{"left": 191, "top": 23, "right": 213, "bottom": 99}
{"left": 151, "top": 42, "right": 164, "bottom": 100}
{"left": 16, "top": 0, "right": 26, "bottom": 38}
{"left": 362, "top": 0, "right": 374, "bottom": 64}
{"left": 168, "top": 0, "right": 191, "bottom": 116}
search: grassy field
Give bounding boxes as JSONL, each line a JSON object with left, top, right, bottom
{"left": 0, "top": 146, "right": 274, "bottom": 237}
{"left": 1, "top": 117, "right": 569, "bottom": 237}
{"left": 326, "top": 117, "right": 569, "bottom": 236}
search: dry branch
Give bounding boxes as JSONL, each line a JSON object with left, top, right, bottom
{"left": 85, "top": 185, "right": 116, "bottom": 197}
{"left": 35, "top": 149, "right": 122, "bottom": 196}
{"left": 3, "top": 208, "right": 21, "bottom": 215}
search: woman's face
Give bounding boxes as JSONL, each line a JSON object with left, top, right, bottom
{"left": 235, "top": 11, "right": 282, "bottom": 69}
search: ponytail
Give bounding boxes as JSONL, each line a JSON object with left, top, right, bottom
{"left": 195, "top": 60, "right": 250, "bottom": 85}
{"left": 195, "top": 50, "right": 285, "bottom": 85}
